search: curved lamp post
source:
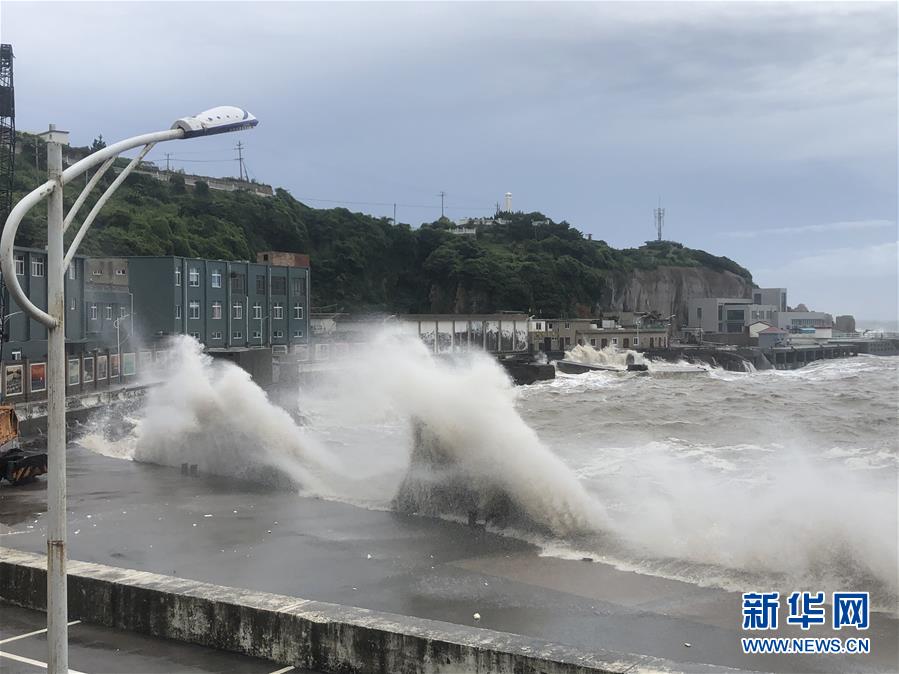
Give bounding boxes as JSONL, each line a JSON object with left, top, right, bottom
{"left": 0, "top": 106, "right": 257, "bottom": 674}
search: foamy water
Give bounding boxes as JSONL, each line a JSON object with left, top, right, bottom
{"left": 78, "top": 335, "right": 899, "bottom": 612}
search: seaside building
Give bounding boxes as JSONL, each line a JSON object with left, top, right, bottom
{"left": 121, "top": 251, "right": 310, "bottom": 354}
{"left": 0, "top": 246, "right": 132, "bottom": 362}
{"left": 529, "top": 318, "right": 669, "bottom": 353}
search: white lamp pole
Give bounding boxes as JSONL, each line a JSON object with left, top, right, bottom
{"left": 0, "top": 106, "right": 257, "bottom": 674}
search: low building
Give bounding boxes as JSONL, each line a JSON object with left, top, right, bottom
{"left": 757, "top": 325, "right": 789, "bottom": 350}
{"left": 529, "top": 318, "right": 668, "bottom": 352}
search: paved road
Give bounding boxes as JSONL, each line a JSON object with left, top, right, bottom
{"left": 0, "top": 602, "right": 316, "bottom": 674}
{"left": 2, "top": 446, "right": 896, "bottom": 673}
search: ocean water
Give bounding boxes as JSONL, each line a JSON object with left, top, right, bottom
{"left": 79, "top": 335, "right": 899, "bottom": 613}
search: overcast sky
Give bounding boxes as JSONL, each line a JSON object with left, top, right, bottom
{"left": 4, "top": 2, "right": 897, "bottom": 321}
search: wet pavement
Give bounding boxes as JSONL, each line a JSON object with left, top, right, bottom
{"left": 0, "top": 602, "right": 314, "bottom": 673}
{"left": 2, "top": 446, "right": 896, "bottom": 674}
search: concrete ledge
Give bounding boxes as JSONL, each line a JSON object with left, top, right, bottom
{"left": 0, "top": 549, "right": 720, "bottom": 673}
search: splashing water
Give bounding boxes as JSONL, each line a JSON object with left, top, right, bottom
{"left": 77, "top": 333, "right": 897, "bottom": 610}
{"left": 81, "top": 336, "right": 336, "bottom": 491}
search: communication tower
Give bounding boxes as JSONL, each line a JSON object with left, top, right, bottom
{"left": 653, "top": 198, "right": 665, "bottom": 241}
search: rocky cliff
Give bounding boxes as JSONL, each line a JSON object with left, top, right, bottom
{"left": 604, "top": 267, "right": 753, "bottom": 327}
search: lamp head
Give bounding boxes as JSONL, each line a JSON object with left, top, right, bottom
{"left": 172, "top": 106, "right": 258, "bottom": 138}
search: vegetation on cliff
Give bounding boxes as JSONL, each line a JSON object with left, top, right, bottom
{"left": 11, "top": 133, "right": 752, "bottom": 316}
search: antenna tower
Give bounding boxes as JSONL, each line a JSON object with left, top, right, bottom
{"left": 653, "top": 198, "right": 665, "bottom": 241}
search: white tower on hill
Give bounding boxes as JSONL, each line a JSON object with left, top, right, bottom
{"left": 503, "top": 192, "right": 512, "bottom": 212}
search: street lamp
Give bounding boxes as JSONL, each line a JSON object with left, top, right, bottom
{"left": 0, "top": 106, "right": 257, "bottom": 674}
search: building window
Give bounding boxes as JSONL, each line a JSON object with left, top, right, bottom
{"left": 697, "top": 307, "right": 702, "bottom": 319}
{"left": 623, "top": 338, "right": 630, "bottom": 348}
{"left": 105, "top": 305, "right": 112, "bottom": 320}
{"left": 10, "top": 350, "right": 21, "bottom": 361}
{"left": 120, "top": 306, "right": 127, "bottom": 318}
{"left": 211, "top": 301, "right": 222, "bottom": 319}
{"left": 272, "top": 303, "right": 283, "bottom": 320}
{"left": 293, "top": 304, "right": 303, "bottom": 320}
{"left": 31, "top": 258, "right": 44, "bottom": 277}
{"left": 231, "top": 273, "right": 245, "bottom": 292}
{"left": 291, "top": 277, "right": 306, "bottom": 295}
{"left": 252, "top": 330, "right": 262, "bottom": 340}
{"left": 14, "top": 255, "right": 24, "bottom": 275}
{"left": 271, "top": 276, "right": 286, "bottom": 295}
{"left": 256, "top": 275, "right": 266, "bottom": 294}
{"left": 590, "top": 338, "right": 596, "bottom": 346}
{"left": 633, "top": 337, "right": 639, "bottom": 346}
{"left": 547, "top": 322, "right": 553, "bottom": 329}
{"left": 89, "top": 304, "right": 98, "bottom": 320}
{"left": 565, "top": 336, "right": 571, "bottom": 345}
{"left": 612, "top": 338, "right": 618, "bottom": 345}
{"left": 210, "top": 331, "right": 223, "bottom": 340}
{"left": 601, "top": 338, "right": 608, "bottom": 348}
{"left": 188, "top": 332, "right": 200, "bottom": 340}
{"left": 115, "top": 268, "right": 126, "bottom": 276}
{"left": 233, "top": 303, "right": 243, "bottom": 320}
{"left": 252, "top": 304, "right": 262, "bottom": 320}
{"left": 175, "top": 268, "right": 181, "bottom": 286}
{"left": 68, "top": 264, "right": 76, "bottom": 280}
{"left": 69, "top": 298, "right": 76, "bottom": 311}
{"left": 754, "top": 293, "right": 762, "bottom": 304}
{"left": 564, "top": 322, "right": 570, "bottom": 329}
{"left": 293, "top": 329, "right": 304, "bottom": 338}
{"left": 188, "top": 267, "right": 200, "bottom": 287}
{"left": 189, "top": 301, "right": 200, "bottom": 319}
{"left": 175, "top": 304, "right": 182, "bottom": 319}
{"left": 211, "top": 270, "right": 222, "bottom": 288}
{"left": 232, "top": 330, "right": 243, "bottom": 340}
{"left": 273, "top": 330, "right": 284, "bottom": 339}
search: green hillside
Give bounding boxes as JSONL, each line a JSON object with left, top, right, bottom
{"left": 10, "top": 133, "right": 752, "bottom": 316}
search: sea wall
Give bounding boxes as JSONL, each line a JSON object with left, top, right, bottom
{"left": 0, "top": 549, "right": 721, "bottom": 674}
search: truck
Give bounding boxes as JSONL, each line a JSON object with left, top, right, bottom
{"left": 0, "top": 405, "right": 47, "bottom": 485}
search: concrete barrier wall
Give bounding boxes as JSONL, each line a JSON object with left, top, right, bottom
{"left": 0, "top": 549, "right": 706, "bottom": 674}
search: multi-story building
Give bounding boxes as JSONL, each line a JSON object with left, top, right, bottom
{"left": 686, "top": 288, "right": 834, "bottom": 342}
{"left": 1, "top": 246, "right": 133, "bottom": 362}
{"left": 687, "top": 297, "right": 779, "bottom": 334}
{"left": 122, "top": 251, "right": 310, "bottom": 353}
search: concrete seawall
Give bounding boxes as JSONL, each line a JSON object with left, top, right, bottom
{"left": 0, "top": 549, "right": 723, "bottom": 674}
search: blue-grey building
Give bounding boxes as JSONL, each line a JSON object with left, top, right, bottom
{"left": 1, "top": 246, "right": 132, "bottom": 362}
{"left": 122, "top": 251, "right": 310, "bottom": 353}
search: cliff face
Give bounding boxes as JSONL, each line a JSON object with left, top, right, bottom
{"left": 604, "top": 266, "right": 753, "bottom": 327}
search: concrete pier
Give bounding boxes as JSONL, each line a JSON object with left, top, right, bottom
{"left": 0, "top": 549, "right": 718, "bottom": 674}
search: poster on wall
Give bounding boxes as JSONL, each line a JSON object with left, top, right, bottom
{"left": 83, "top": 357, "right": 94, "bottom": 383}
{"left": 123, "top": 352, "right": 136, "bottom": 376}
{"left": 4, "top": 365, "right": 23, "bottom": 397}
{"left": 110, "top": 354, "right": 120, "bottom": 378}
{"left": 97, "top": 355, "right": 108, "bottom": 381}
{"left": 68, "top": 358, "right": 80, "bottom": 386}
{"left": 30, "top": 363, "right": 47, "bottom": 392}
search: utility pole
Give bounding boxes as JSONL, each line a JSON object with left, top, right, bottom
{"left": 236, "top": 141, "right": 246, "bottom": 181}
{"left": 164, "top": 152, "right": 172, "bottom": 172}
{"left": 393, "top": 202, "right": 397, "bottom": 226}
{"left": 438, "top": 191, "right": 445, "bottom": 219}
